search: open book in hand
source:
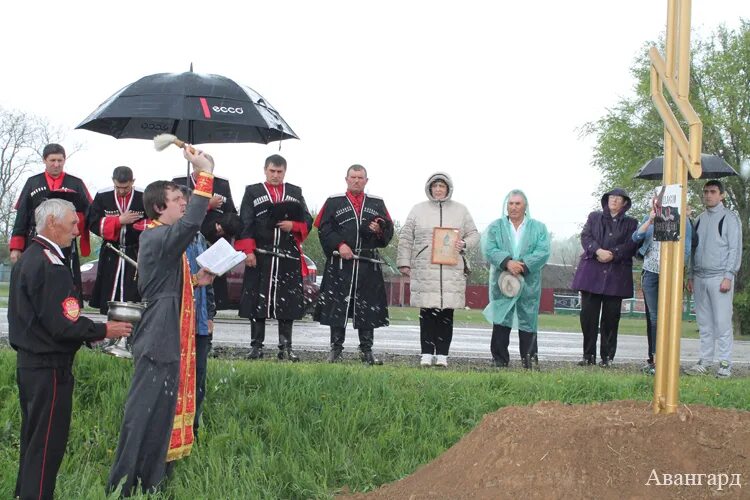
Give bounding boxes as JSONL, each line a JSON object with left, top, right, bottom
{"left": 196, "top": 237, "right": 246, "bottom": 276}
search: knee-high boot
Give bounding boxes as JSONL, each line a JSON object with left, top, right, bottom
{"left": 327, "top": 327, "right": 345, "bottom": 362}
{"left": 277, "top": 320, "right": 299, "bottom": 362}
{"left": 248, "top": 319, "right": 265, "bottom": 359}
{"left": 358, "top": 329, "right": 383, "bottom": 365}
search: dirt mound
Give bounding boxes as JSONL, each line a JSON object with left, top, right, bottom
{"left": 346, "top": 400, "right": 750, "bottom": 499}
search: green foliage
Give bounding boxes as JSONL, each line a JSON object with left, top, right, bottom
{"left": 1, "top": 349, "right": 748, "bottom": 498}
{"left": 583, "top": 21, "right": 750, "bottom": 291}
{"left": 733, "top": 289, "right": 750, "bottom": 336}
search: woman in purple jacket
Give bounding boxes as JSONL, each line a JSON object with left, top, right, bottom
{"left": 571, "top": 188, "right": 639, "bottom": 367}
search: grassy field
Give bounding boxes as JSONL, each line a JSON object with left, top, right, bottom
{"left": 387, "top": 306, "right": 703, "bottom": 338}
{"left": 0, "top": 348, "right": 748, "bottom": 499}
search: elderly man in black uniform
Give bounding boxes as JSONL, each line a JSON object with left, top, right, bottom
{"left": 314, "top": 164, "right": 394, "bottom": 365}
{"left": 9, "top": 143, "right": 93, "bottom": 299}
{"left": 87, "top": 166, "right": 145, "bottom": 314}
{"left": 9, "top": 198, "right": 131, "bottom": 500}
{"left": 234, "top": 154, "right": 313, "bottom": 361}
{"left": 173, "top": 164, "right": 238, "bottom": 310}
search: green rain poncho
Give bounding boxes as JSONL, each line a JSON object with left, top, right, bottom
{"left": 481, "top": 190, "right": 550, "bottom": 332}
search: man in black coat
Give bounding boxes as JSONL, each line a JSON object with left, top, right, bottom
{"left": 10, "top": 143, "right": 93, "bottom": 300}
{"left": 173, "top": 169, "right": 237, "bottom": 310}
{"left": 234, "top": 154, "right": 313, "bottom": 361}
{"left": 88, "top": 166, "right": 145, "bottom": 313}
{"left": 9, "top": 199, "right": 131, "bottom": 500}
{"left": 314, "top": 164, "right": 394, "bottom": 364}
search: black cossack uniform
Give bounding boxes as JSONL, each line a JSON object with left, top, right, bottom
{"left": 9, "top": 237, "right": 106, "bottom": 500}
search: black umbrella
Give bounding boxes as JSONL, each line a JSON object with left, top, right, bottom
{"left": 634, "top": 154, "right": 739, "bottom": 180}
{"left": 76, "top": 71, "right": 298, "bottom": 145}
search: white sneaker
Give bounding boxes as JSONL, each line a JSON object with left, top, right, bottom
{"left": 420, "top": 354, "right": 434, "bottom": 366}
{"left": 716, "top": 361, "right": 732, "bottom": 378}
{"left": 685, "top": 361, "right": 710, "bottom": 376}
{"left": 435, "top": 355, "right": 448, "bottom": 367}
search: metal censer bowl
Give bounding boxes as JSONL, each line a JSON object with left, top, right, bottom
{"left": 107, "top": 301, "right": 145, "bottom": 323}
{"left": 104, "top": 301, "right": 146, "bottom": 358}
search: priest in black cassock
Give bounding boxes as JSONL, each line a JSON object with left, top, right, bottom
{"left": 87, "top": 166, "right": 145, "bottom": 314}
{"left": 10, "top": 143, "right": 92, "bottom": 299}
{"left": 314, "top": 164, "right": 394, "bottom": 365}
{"left": 234, "top": 154, "right": 313, "bottom": 361}
{"left": 173, "top": 168, "right": 237, "bottom": 310}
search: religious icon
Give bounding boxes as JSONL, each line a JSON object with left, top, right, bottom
{"left": 431, "top": 227, "right": 460, "bottom": 265}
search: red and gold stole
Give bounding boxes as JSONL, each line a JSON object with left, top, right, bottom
{"left": 167, "top": 252, "right": 196, "bottom": 461}
{"left": 166, "top": 170, "right": 213, "bottom": 462}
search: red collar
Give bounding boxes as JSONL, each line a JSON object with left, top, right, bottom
{"left": 346, "top": 191, "right": 365, "bottom": 215}
{"left": 265, "top": 182, "right": 284, "bottom": 203}
{"left": 45, "top": 171, "right": 65, "bottom": 191}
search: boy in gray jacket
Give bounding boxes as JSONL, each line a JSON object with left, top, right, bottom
{"left": 687, "top": 180, "right": 742, "bottom": 378}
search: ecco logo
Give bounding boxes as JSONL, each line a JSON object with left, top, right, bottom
{"left": 140, "top": 123, "right": 169, "bottom": 131}
{"left": 212, "top": 106, "right": 244, "bottom": 114}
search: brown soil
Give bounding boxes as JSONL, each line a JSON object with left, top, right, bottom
{"left": 344, "top": 400, "right": 750, "bottom": 500}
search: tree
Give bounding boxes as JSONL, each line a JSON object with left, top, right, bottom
{"left": 583, "top": 21, "right": 750, "bottom": 291}
{"left": 583, "top": 22, "right": 750, "bottom": 334}
{"left": 0, "top": 107, "right": 74, "bottom": 262}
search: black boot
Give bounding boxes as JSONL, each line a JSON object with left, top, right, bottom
{"left": 577, "top": 354, "right": 595, "bottom": 366}
{"left": 247, "top": 346, "right": 263, "bottom": 360}
{"left": 327, "top": 349, "right": 343, "bottom": 363}
{"left": 247, "top": 319, "right": 265, "bottom": 360}
{"left": 358, "top": 329, "right": 383, "bottom": 365}
{"left": 360, "top": 351, "right": 383, "bottom": 365}
{"left": 277, "top": 320, "right": 300, "bottom": 362}
{"left": 328, "top": 326, "right": 346, "bottom": 363}
{"left": 522, "top": 355, "right": 539, "bottom": 371}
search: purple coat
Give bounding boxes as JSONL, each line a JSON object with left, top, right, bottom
{"left": 571, "top": 188, "right": 639, "bottom": 298}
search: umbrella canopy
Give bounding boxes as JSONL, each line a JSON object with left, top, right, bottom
{"left": 76, "top": 71, "right": 298, "bottom": 144}
{"left": 634, "top": 154, "right": 738, "bottom": 180}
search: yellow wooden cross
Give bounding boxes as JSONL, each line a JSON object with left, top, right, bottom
{"left": 649, "top": 0, "right": 703, "bottom": 414}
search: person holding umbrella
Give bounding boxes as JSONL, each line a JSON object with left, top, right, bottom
{"left": 234, "top": 154, "right": 313, "bottom": 361}
{"left": 631, "top": 189, "right": 693, "bottom": 375}
{"left": 481, "top": 189, "right": 550, "bottom": 369}
{"left": 571, "top": 188, "right": 639, "bottom": 367}
{"left": 173, "top": 168, "right": 237, "bottom": 310}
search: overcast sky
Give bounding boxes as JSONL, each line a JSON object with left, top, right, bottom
{"left": 2, "top": 1, "right": 749, "bottom": 237}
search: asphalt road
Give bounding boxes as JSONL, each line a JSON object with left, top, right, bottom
{"left": 2, "top": 308, "right": 749, "bottom": 364}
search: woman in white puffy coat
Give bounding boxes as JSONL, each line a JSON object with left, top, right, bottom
{"left": 397, "top": 172, "right": 479, "bottom": 367}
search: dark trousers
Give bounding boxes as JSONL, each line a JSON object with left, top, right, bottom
{"left": 419, "top": 308, "right": 454, "bottom": 356}
{"left": 108, "top": 357, "right": 179, "bottom": 496}
{"left": 194, "top": 335, "right": 212, "bottom": 435}
{"left": 579, "top": 291, "right": 622, "bottom": 361}
{"left": 330, "top": 326, "right": 375, "bottom": 352}
{"left": 490, "top": 325, "right": 537, "bottom": 365}
{"left": 250, "top": 318, "right": 294, "bottom": 349}
{"left": 15, "top": 364, "right": 75, "bottom": 500}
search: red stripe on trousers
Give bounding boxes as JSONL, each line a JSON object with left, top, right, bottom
{"left": 38, "top": 370, "right": 57, "bottom": 500}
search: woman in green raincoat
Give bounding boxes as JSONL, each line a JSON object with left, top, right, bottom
{"left": 481, "top": 189, "right": 550, "bottom": 368}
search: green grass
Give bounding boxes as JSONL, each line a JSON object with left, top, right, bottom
{"left": 387, "top": 306, "right": 703, "bottom": 338}
{"left": 1, "top": 348, "right": 748, "bottom": 499}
